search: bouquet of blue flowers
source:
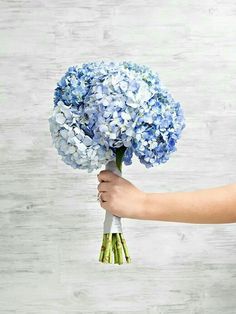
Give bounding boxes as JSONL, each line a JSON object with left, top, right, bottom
{"left": 49, "top": 61, "right": 185, "bottom": 264}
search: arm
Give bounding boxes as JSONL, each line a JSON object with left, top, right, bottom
{"left": 97, "top": 170, "right": 236, "bottom": 224}
{"left": 146, "top": 184, "right": 236, "bottom": 223}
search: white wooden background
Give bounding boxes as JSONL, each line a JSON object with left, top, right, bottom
{"left": 0, "top": 0, "right": 236, "bottom": 313}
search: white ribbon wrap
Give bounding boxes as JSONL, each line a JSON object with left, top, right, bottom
{"left": 103, "top": 160, "right": 123, "bottom": 234}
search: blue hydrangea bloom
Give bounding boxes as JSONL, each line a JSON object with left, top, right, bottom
{"left": 49, "top": 61, "right": 185, "bottom": 172}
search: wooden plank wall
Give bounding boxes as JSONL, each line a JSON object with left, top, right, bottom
{"left": 0, "top": 0, "right": 236, "bottom": 313}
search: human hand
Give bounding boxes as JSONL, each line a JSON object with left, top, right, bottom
{"left": 97, "top": 170, "right": 148, "bottom": 219}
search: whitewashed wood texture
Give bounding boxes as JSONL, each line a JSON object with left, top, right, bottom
{"left": 0, "top": 0, "right": 236, "bottom": 313}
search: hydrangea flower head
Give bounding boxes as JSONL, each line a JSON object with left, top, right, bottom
{"left": 49, "top": 61, "right": 185, "bottom": 172}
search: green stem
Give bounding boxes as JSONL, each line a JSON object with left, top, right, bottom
{"left": 116, "top": 233, "right": 123, "bottom": 264}
{"left": 115, "top": 237, "right": 120, "bottom": 264}
{"left": 99, "top": 234, "right": 106, "bottom": 262}
{"left": 109, "top": 240, "right": 113, "bottom": 263}
{"left": 119, "top": 233, "right": 131, "bottom": 263}
{"left": 112, "top": 234, "right": 118, "bottom": 264}
{"left": 115, "top": 146, "right": 126, "bottom": 173}
{"left": 103, "top": 233, "right": 112, "bottom": 263}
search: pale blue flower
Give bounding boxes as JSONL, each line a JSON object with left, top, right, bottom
{"left": 49, "top": 61, "right": 185, "bottom": 172}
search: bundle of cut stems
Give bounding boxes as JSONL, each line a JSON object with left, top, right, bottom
{"left": 99, "top": 233, "right": 131, "bottom": 264}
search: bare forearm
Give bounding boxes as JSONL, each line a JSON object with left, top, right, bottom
{"left": 144, "top": 184, "right": 236, "bottom": 223}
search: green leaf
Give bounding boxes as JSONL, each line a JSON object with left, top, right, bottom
{"left": 115, "top": 146, "right": 126, "bottom": 172}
